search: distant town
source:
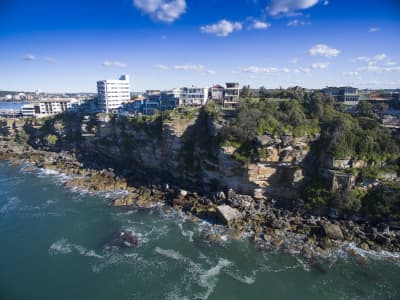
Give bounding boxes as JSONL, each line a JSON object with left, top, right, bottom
{"left": 1, "top": 74, "right": 400, "bottom": 127}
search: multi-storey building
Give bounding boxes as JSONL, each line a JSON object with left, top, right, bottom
{"left": 160, "top": 89, "right": 181, "bottom": 111}
{"left": 21, "top": 104, "right": 36, "bottom": 118}
{"left": 179, "top": 87, "right": 208, "bottom": 106}
{"left": 35, "top": 99, "right": 72, "bottom": 116}
{"left": 323, "top": 86, "right": 359, "bottom": 105}
{"left": 97, "top": 75, "right": 131, "bottom": 113}
{"left": 209, "top": 85, "right": 224, "bottom": 102}
{"left": 223, "top": 82, "right": 240, "bottom": 108}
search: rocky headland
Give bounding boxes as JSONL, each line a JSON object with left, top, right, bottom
{"left": 0, "top": 108, "right": 400, "bottom": 262}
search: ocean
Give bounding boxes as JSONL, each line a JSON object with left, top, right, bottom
{"left": 0, "top": 161, "right": 399, "bottom": 300}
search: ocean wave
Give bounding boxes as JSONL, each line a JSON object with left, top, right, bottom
{"left": 178, "top": 223, "right": 194, "bottom": 243}
{"left": 342, "top": 242, "right": 400, "bottom": 265}
{"left": 0, "top": 196, "right": 21, "bottom": 214}
{"left": 155, "top": 247, "right": 235, "bottom": 299}
{"left": 49, "top": 238, "right": 103, "bottom": 258}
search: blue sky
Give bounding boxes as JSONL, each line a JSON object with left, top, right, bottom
{"left": 0, "top": 0, "right": 399, "bottom": 92}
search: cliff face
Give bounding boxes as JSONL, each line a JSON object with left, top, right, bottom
{"left": 9, "top": 112, "right": 313, "bottom": 198}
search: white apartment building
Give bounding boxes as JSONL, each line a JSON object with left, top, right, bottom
{"left": 223, "top": 83, "right": 240, "bottom": 109}
{"left": 97, "top": 75, "right": 131, "bottom": 113}
{"left": 179, "top": 87, "right": 209, "bottom": 106}
{"left": 36, "top": 99, "right": 72, "bottom": 116}
{"left": 21, "top": 104, "right": 36, "bottom": 118}
{"left": 210, "top": 85, "right": 224, "bottom": 102}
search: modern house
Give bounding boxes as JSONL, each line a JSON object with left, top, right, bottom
{"left": 160, "top": 89, "right": 181, "bottom": 111}
{"left": 179, "top": 87, "right": 209, "bottom": 106}
{"left": 323, "top": 86, "right": 359, "bottom": 105}
{"left": 223, "top": 82, "right": 240, "bottom": 108}
{"left": 97, "top": 75, "right": 131, "bottom": 113}
{"left": 209, "top": 85, "right": 225, "bottom": 102}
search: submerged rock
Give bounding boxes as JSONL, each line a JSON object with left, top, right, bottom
{"left": 105, "top": 230, "right": 140, "bottom": 250}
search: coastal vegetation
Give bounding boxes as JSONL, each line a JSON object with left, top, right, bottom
{"left": 0, "top": 89, "right": 399, "bottom": 222}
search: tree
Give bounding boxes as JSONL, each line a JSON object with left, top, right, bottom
{"left": 45, "top": 134, "right": 58, "bottom": 145}
{"left": 240, "top": 85, "right": 251, "bottom": 98}
{"left": 357, "top": 101, "right": 375, "bottom": 119}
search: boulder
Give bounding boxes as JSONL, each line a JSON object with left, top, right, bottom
{"left": 253, "top": 188, "right": 265, "bottom": 200}
{"left": 322, "top": 223, "right": 344, "bottom": 240}
{"left": 216, "top": 205, "right": 242, "bottom": 226}
{"left": 105, "top": 230, "right": 140, "bottom": 250}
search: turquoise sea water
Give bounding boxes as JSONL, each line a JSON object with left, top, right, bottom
{"left": 0, "top": 162, "right": 399, "bottom": 300}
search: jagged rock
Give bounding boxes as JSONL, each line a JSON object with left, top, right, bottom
{"left": 257, "top": 135, "right": 274, "bottom": 146}
{"left": 322, "top": 223, "right": 344, "bottom": 240}
{"left": 105, "top": 230, "right": 140, "bottom": 250}
{"left": 113, "top": 194, "right": 135, "bottom": 207}
{"left": 263, "top": 234, "right": 271, "bottom": 241}
{"left": 253, "top": 188, "right": 265, "bottom": 200}
{"left": 271, "top": 239, "right": 284, "bottom": 248}
{"left": 216, "top": 205, "right": 242, "bottom": 226}
{"left": 228, "top": 228, "right": 244, "bottom": 240}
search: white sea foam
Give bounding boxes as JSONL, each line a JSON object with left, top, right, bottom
{"left": 343, "top": 242, "right": 400, "bottom": 263}
{"left": 49, "top": 238, "right": 103, "bottom": 258}
{"left": 0, "top": 196, "right": 21, "bottom": 214}
{"left": 199, "top": 258, "right": 232, "bottom": 287}
{"left": 155, "top": 247, "right": 235, "bottom": 299}
{"left": 49, "top": 238, "right": 73, "bottom": 255}
{"left": 155, "top": 247, "right": 185, "bottom": 261}
{"left": 178, "top": 223, "right": 194, "bottom": 242}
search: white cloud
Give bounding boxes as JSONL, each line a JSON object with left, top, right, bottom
{"left": 200, "top": 20, "right": 242, "bottom": 37}
{"left": 311, "top": 62, "right": 330, "bottom": 69}
{"left": 23, "top": 54, "right": 36, "bottom": 61}
{"left": 287, "top": 19, "right": 311, "bottom": 27}
{"left": 308, "top": 44, "right": 340, "bottom": 58}
{"left": 373, "top": 53, "right": 387, "bottom": 61}
{"left": 249, "top": 20, "right": 271, "bottom": 30}
{"left": 269, "top": 0, "right": 319, "bottom": 16}
{"left": 343, "top": 71, "right": 359, "bottom": 77}
{"left": 353, "top": 53, "right": 394, "bottom": 65}
{"left": 290, "top": 57, "right": 299, "bottom": 64}
{"left": 174, "top": 64, "right": 205, "bottom": 71}
{"left": 352, "top": 53, "right": 399, "bottom": 73}
{"left": 369, "top": 27, "right": 380, "bottom": 33}
{"left": 383, "top": 61, "right": 397, "bottom": 67}
{"left": 241, "top": 65, "right": 317, "bottom": 74}
{"left": 296, "top": 67, "right": 312, "bottom": 73}
{"left": 133, "top": 0, "right": 186, "bottom": 23}
{"left": 358, "top": 65, "right": 400, "bottom": 73}
{"left": 323, "top": 0, "right": 329, "bottom": 5}
{"left": 242, "top": 66, "right": 291, "bottom": 74}
{"left": 103, "top": 61, "right": 127, "bottom": 68}
{"left": 44, "top": 57, "right": 56, "bottom": 64}
{"left": 206, "top": 70, "right": 217, "bottom": 75}
{"left": 353, "top": 56, "right": 370, "bottom": 63}
{"left": 155, "top": 64, "right": 169, "bottom": 70}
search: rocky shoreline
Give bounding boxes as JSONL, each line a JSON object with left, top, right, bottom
{"left": 1, "top": 148, "right": 400, "bottom": 263}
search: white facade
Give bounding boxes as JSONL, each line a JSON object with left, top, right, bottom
{"left": 223, "top": 83, "right": 240, "bottom": 108}
{"left": 97, "top": 75, "right": 131, "bottom": 113}
{"left": 21, "top": 104, "right": 36, "bottom": 118}
{"left": 179, "top": 87, "right": 208, "bottom": 106}
{"left": 36, "top": 99, "right": 72, "bottom": 116}
{"left": 210, "top": 85, "right": 224, "bottom": 102}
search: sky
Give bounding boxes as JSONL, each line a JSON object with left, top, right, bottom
{"left": 0, "top": 0, "right": 400, "bottom": 92}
